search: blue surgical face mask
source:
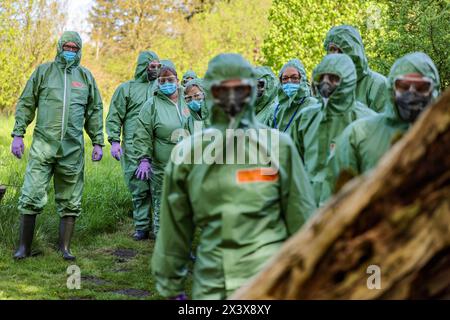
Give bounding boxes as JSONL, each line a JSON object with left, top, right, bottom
{"left": 188, "top": 99, "right": 203, "bottom": 112}
{"left": 62, "top": 51, "right": 77, "bottom": 62}
{"left": 159, "top": 82, "right": 177, "bottom": 96}
{"left": 282, "top": 83, "right": 300, "bottom": 98}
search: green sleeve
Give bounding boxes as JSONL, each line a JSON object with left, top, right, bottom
{"left": 11, "top": 67, "right": 42, "bottom": 137}
{"left": 369, "top": 76, "right": 389, "bottom": 113}
{"left": 84, "top": 74, "right": 105, "bottom": 146}
{"left": 291, "top": 118, "right": 305, "bottom": 161}
{"left": 280, "top": 138, "right": 316, "bottom": 235}
{"left": 151, "top": 161, "right": 195, "bottom": 297}
{"left": 106, "top": 83, "right": 129, "bottom": 143}
{"left": 133, "top": 99, "right": 154, "bottom": 160}
{"left": 329, "top": 124, "right": 361, "bottom": 193}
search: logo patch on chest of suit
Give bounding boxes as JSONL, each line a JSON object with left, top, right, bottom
{"left": 236, "top": 168, "right": 279, "bottom": 184}
{"left": 72, "top": 81, "right": 85, "bottom": 88}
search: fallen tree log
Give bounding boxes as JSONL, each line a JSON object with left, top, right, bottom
{"left": 232, "top": 88, "right": 450, "bottom": 300}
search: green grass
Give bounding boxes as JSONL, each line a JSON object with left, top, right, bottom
{"left": 0, "top": 115, "right": 193, "bottom": 299}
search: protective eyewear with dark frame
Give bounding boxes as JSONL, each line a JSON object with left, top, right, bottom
{"left": 185, "top": 92, "right": 204, "bottom": 103}
{"left": 394, "top": 76, "right": 434, "bottom": 95}
{"left": 62, "top": 44, "right": 79, "bottom": 52}
{"left": 281, "top": 75, "right": 301, "bottom": 84}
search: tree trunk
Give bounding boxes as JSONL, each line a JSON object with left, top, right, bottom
{"left": 232, "top": 89, "right": 450, "bottom": 300}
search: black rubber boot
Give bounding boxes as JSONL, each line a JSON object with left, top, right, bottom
{"left": 13, "top": 215, "right": 36, "bottom": 260}
{"left": 132, "top": 230, "right": 149, "bottom": 241}
{"left": 59, "top": 216, "right": 76, "bottom": 261}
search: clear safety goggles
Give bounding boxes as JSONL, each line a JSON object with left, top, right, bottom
{"left": 185, "top": 92, "right": 204, "bottom": 103}
{"left": 315, "top": 73, "right": 341, "bottom": 86}
{"left": 158, "top": 75, "right": 177, "bottom": 84}
{"left": 394, "top": 75, "right": 434, "bottom": 95}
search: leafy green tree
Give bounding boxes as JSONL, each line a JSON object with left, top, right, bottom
{"left": 373, "top": 0, "right": 449, "bottom": 90}
{"left": 0, "top": 0, "right": 65, "bottom": 114}
{"left": 262, "top": 0, "right": 383, "bottom": 76}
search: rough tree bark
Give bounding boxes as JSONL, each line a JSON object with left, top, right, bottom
{"left": 232, "top": 89, "right": 450, "bottom": 300}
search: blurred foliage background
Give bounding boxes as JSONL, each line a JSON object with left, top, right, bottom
{"left": 0, "top": 0, "right": 448, "bottom": 114}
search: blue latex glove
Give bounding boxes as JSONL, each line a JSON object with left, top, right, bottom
{"left": 110, "top": 141, "right": 122, "bottom": 161}
{"left": 92, "top": 144, "right": 103, "bottom": 161}
{"left": 135, "top": 159, "right": 152, "bottom": 180}
{"left": 11, "top": 136, "right": 25, "bottom": 159}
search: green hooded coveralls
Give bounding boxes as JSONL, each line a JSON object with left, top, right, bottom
{"left": 133, "top": 68, "right": 189, "bottom": 235}
{"left": 12, "top": 31, "right": 104, "bottom": 217}
{"left": 106, "top": 51, "right": 159, "bottom": 232}
{"left": 330, "top": 52, "right": 441, "bottom": 183}
{"left": 254, "top": 66, "right": 279, "bottom": 124}
{"left": 324, "top": 25, "right": 389, "bottom": 113}
{"left": 183, "top": 78, "right": 210, "bottom": 135}
{"left": 292, "top": 54, "right": 376, "bottom": 206}
{"left": 151, "top": 53, "right": 316, "bottom": 300}
{"left": 267, "top": 59, "right": 318, "bottom": 136}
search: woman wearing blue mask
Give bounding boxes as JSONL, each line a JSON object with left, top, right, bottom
{"left": 183, "top": 78, "right": 210, "bottom": 135}
{"left": 133, "top": 64, "right": 190, "bottom": 236}
{"left": 267, "top": 59, "right": 318, "bottom": 137}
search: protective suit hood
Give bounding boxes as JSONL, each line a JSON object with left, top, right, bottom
{"left": 312, "top": 53, "right": 357, "bottom": 114}
{"left": 56, "top": 31, "right": 82, "bottom": 68}
{"left": 134, "top": 51, "right": 159, "bottom": 82}
{"left": 185, "top": 78, "right": 209, "bottom": 121}
{"left": 255, "top": 66, "right": 278, "bottom": 114}
{"left": 203, "top": 53, "right": 257, "bottom": 130}
{"left": 324, "top": 25, "right": 368, "bottom": 80}
{"left": 386, "top": 52, "right": 441, "bottom": 121}
{"left": 278, "top": 59, "right": 310, "bottom": 101}
{"left": 182, "top": 70, "right": 198, "bottom": 82}
{"left": 160, "top": 59, "right": 176, "bottom": 70}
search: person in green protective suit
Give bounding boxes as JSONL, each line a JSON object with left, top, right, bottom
{"left": 106, "top": 51, "right": 160, "bottom": 241}
{"left": 183, "top": 78, "right": 210, "bottom": 135}
{"left": 10, "top": 31, "right": 104, "bottom": 260}
{"left": 324, "top": 25, "right": 389, "bottom": 113}
{"left": 292, "top": 53, "right": 376, "bottom": 206}
{"left": 182, "top": 69, "right": 198, "bottom": 87}
{"left": 267, "top": 59, "right": 317, "bottom": 136}
{"left": 151, "top": 53, "right": 316, "bottom": 300}
{"left": 329, "top": 52, "right": 441, "bottom": 191}
{"left": 254, "top": 66, "right": 279, "bottom": 124}
{"left": 133, "top": 63, "right": 189, "bottom": 236}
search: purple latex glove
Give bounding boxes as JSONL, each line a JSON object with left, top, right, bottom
{"left": 135, "top": 159, "right": 152, "bottom": 180}
{"left": 92, "top": 144, "right": 103, "bottom": 161}
{"left": 11, "top": 136, "right": 25, "bottom": 159}
{"left": 168, "top": 293, "right": 188, "bottom": 300}
{"left": 110, "top": 141, "right": 122, "bottom": 161}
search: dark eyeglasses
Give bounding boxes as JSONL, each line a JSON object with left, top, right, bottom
{"left": 62, "top": 44, "right": 79, "bottom": 52}
{"left": 281, "top": 75, "right": 301, "bottom": 84}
